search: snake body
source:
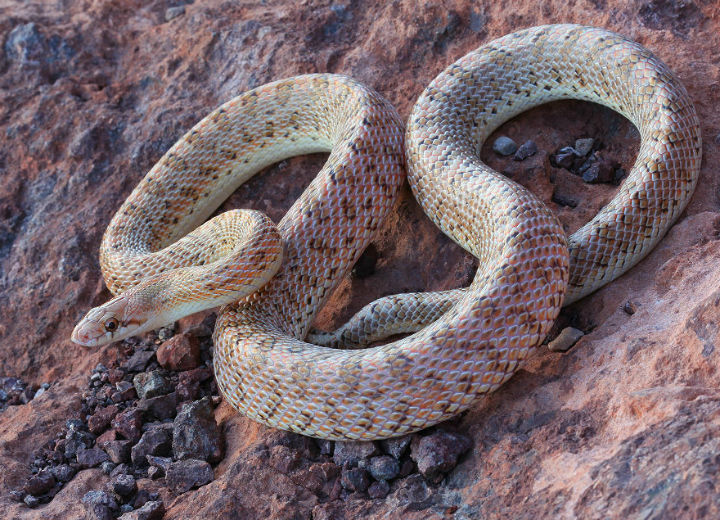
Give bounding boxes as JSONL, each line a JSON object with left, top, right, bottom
{"left": 73, "top": 25, "right": 701, "bottom": 440}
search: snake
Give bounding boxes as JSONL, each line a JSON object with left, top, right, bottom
{"left": 72, "top": 25, "right": 701, "bottom": 440}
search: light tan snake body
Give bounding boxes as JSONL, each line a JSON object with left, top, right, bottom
{"left": 73, "top": 25, "right": 701, "bottom": 440}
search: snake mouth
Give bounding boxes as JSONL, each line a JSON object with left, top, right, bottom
{"left": 70, "top": 323, "right": 100, "bottom": 347}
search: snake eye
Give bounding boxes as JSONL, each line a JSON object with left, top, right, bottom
{"left": 104, "top": 318, "right": 119, "bottom": 332}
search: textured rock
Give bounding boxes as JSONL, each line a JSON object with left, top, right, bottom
{"left": 81, "top": 490, "right": 118, "bottom": 520}
{"left": 112, "top": 408, "right": 144, "bottom": 443}
{"left": 380, "top": 435, "right": 412, "bottom": 459}
{"left": 87, "top": 405, "right": 119, "bottom": 435}
{"left": 367, "top": 455, "right": 400, "bottom": 481}
{"left": 108, "top": 473, "right": 136, "bottom": 497}
{"left": 119, "top": 500, "right": 165, "bottom": 520}
{"left": 492, "top": 136, "right": 518, "bottom": 156}
{"left": 133, "top": 371, "right": 173, "bottom": 400}
{"left": 409, "top": 430, "right": 472, "bottom": 482}
{"left": 100, "top": 439, "right": 131, "bottom": 464}
{"left": 23, "top": 469, "right": 56, "bottom": 496}
{"left": 156, "top": 334, "right": 201, "bottom": 371}
{"left": 77, "top": 447, "right": 110, "bottom": 468}
{"left": 172, "top": 398, "right": 223, "bottom": 463}
{"left": 0, "top": 1, "right": 719, "bottom": 519}
{"left": 130, "top": 425, "right": 173, "bottom": 466}
{"left": 166, "top": 459, "right": 214, "bottom": 493}
{"left": 333, "top": 441, "right": 379, "bottom": 467}
{"left": 340, "top": 467, "right": 370, "bottom": 493}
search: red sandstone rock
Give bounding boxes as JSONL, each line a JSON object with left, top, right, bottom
{"left": 156, "top": 334, "right": 201, "bottom": 372}
{"left": 1, "top": 1, "right": 720, "bottom": 519}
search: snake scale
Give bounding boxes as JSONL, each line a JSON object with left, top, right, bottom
{"left": 72, "top": 25, "right": 701, "bottom": 440}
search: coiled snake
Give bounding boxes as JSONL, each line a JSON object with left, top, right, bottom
{"left": 72, "top": 25, "right": 701, "bottom": 440}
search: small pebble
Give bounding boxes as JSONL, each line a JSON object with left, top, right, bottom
{"left": 120, "top": 504, "right": 135, "bottom": 513}
{"left": 340, "top": 466, "right": 370, "bottom": 492}
{"left": 24, "top": 494, "right": 40, "bottom": 508}
{"left": 52, "top": 464, "right": 77, "bottom": 482}
{"left": 552, "top": 146, "right": 577, "bottom": 169}
{"left": 77, "top": 447, "right": 110, "bottom": 468}
{"left": 109, "top": 473, "right": 137, "bottom": 497}
{"left": 316, "top": 439, "right": 334, "bottom": 456}
{"left": 9, "top": 489, "right": 25, "bottom": 502}
{"left": 165, "top": 459, "right": 213, "bottom": 493}
{"left": 119, "top": 499, "right": 164, "bottom": 520}
{"left": 24, "top": 468, "right": 56, "bottom": 495}
{"left": 547, "top": 327, "right": 585, "bottom": 352}
{"left": 82, "top": 490, "right": 118, "bottom": 520}
{"left": 581, "top": 158, "right": 614, "bottom": 184}
{"left": 124, "top": 350, "right": 155, "bottom": 372}
{"left": 551, "top": 192, "right": 578, "bottom": 208}
{"left": 614, "top": 167, "right": 627, "bottom": 184}
{"left": 574, "top": 137, "right": 594, "bottom": 156}
{"left": 623, "top": 301, "right": 637, "bottom": 315}
{"left": 165, "top": 6, "right": 186, "bottom": 22}
{"left": 131, "top": 424, "right": 173, "bottom": 465}
{"left": 101, "top": 439, "right": 132, "bottom": 464}
{"left": 410, "top": 430, "right": 472, "bottom": 482}
{"left": 367, "top": 479, "right": 391, "bottom": 499}
{"left": 333, "top": 441, "right": 378, "bottom": 467}
{"left": 112, "top": 408, "right": 144, "bottom": 443}
{"left": 101, "top": 461, "right": 117, "bottom": 474}
{"left": 368, "top": 455, "right": 400, "bottom": 481}
{"left": 133, "top": 370, "right": 173, "bottom": 400}
{"left": 492, "top": 136, "right": 518, "bottom": 156}
{"left": 380, "top": 435, "right": 412, "bottom": 459}
{"left": 513, "top": 139, "right": 538, "bottom": 161}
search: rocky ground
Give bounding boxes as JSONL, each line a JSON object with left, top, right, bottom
{"left": 1, "top": 0, "right": 719, "bottom": 518}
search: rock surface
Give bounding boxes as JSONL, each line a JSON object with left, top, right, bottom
{"left": 1, "top": 0, "right": 720, "bottom": 519}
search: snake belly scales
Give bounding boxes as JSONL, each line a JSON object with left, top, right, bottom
{"left": 72, "top": 25, "right": 701, "bottom": 440}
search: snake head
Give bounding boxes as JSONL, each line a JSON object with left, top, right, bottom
{"left": 71, "top": 292, "right": 155, "bottom": 347}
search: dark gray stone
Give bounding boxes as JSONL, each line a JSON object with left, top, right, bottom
{"left": 4, "top": 23, "right": 44, "bottom": 64}
{"left": 24, "top": 494, "right": 40, "bottom": 507}
{"left": 340, "top": 466, "right": 370, "bottom": 492}
{"left": 109, "top": 473, "right": 137, "bottom": 497}
{"left": 51, "top": 464, "right": 77, "bottom": 482}
{"left": 332, "top": 440, "right": 378, "bottom": 467}
{"left": 574, "top": 137, "right": 595, "bottom": 156}
{"left": 23, "top": 468, "right": 55, "bottom": 496}
{"left": 81, "top": 490, "right": 118, "bottom": 520}
{"left": 131, "top": 425, "right": 172, "bottom": 465}
{"left": 111, "top": 408, "right": 143, "bottom": 443}
{"left": 124, "top": 350, "right": 155, "bottom": 372}
{"left": 100, "top": 439, "right": 132, "bottom": 463}
{"left": 513, "top": 139, "right": 538, "bottom": 161}
{"left": 166, "top": 459, "right": 213, "bottom": 493}
{"left": 368, "top": 455, "right": 400, "bottom": 481}
{"left": 368, "top": 479, "right": 390, "bottom": 499}
{"left": 172, "top": 397, "right": 222, "bottom": 463}
{"left": 410, "top": 430, "right": 472, "bottom": 482}
{"left": 137, "top": 391, "right": 178, "bottom": 420}
{"left": 380, "top": 435, "right": 412, "bottom": 459}
{"left": 133, "top": 370, "right": 173, "bottom": 399}
{"left": 77, "top": 447, "right": 110, "bottom": 468}
{"left": 119, "top": 499, "right": 164, "bottom": 520}
{"left": 165, "top": 6, "right": 186, "bottom": 22}
{"left": 492, "top": 136, "right": 517, "bottom": 156}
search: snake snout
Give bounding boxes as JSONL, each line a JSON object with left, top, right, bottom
{"left": 70, "top": 319, "right": 101, "bottom": 347}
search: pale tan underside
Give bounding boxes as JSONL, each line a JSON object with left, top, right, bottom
{"left": 93, "top": 25, "right": 700, "bottom": 440}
